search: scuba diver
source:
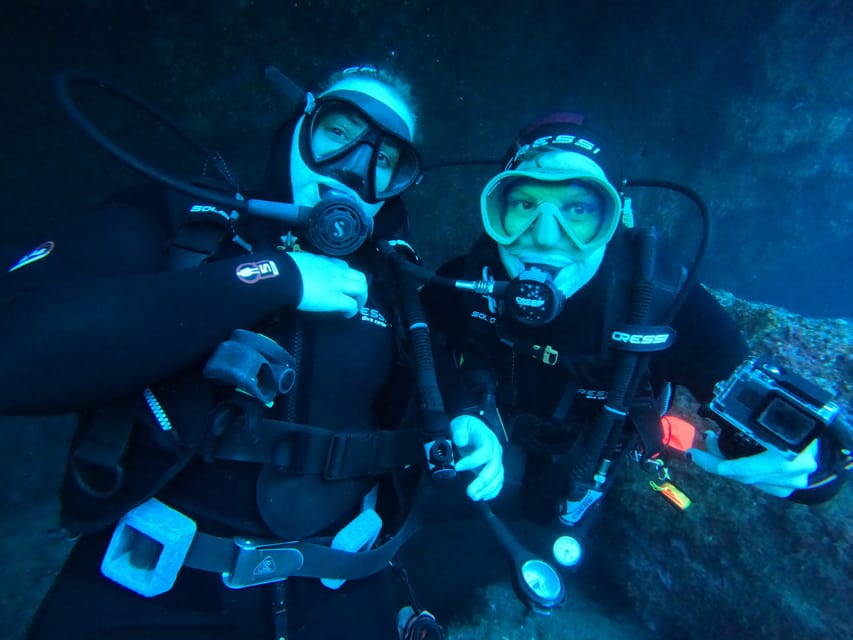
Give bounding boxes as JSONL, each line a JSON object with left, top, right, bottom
{"left": 0, "top": 65, "right": 503, "bottom": 639}
{"left": 422, "top": 111, "right": 852, "bottom": 551}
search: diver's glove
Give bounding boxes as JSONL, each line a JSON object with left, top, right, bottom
{"left": 450, "top": 414, "right": 504, "bottom": 501}
{"left": 687, "top": 431, "right": 818, "bottom": 498}
{"left": 289, "top": 252, "right": 368, "bottom": 318}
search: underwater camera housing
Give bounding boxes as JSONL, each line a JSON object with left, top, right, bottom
{"left": 709, "top": 356, "right": 840, "bottom": 459}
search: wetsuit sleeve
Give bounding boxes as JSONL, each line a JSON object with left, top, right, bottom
{"left": 652, "top": 283, "right": 750, "bottom": 402}
{"left": 0, "top": 200, "right": 303, "bottom": 415}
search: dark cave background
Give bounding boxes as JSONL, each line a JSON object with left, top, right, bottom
{"left": 2, "top": 0, "right": 851, "bottom": 318}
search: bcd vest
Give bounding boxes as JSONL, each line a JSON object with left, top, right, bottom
{"left": 61, "top": 192, "right": 425, "bottom": 537}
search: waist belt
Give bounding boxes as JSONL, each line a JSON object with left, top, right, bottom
{"left": 185, "top": 516, "right": 419, "bottom": 588}
{"left": 100, "top": 497, "right": 423, "bottom": 597}
{"left": 209, "top": 413, "right": 425, "bottom": 480}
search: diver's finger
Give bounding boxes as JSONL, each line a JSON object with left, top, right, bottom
{"left": 686, "top": 447, "right": 723, "bottom": 475}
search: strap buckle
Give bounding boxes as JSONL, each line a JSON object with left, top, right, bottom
{"left": 532, "top": 344, "right": 559, "bottom": 366}
{"left": 631, "top": 449, "right": 672, "bottom": 482}
{"left": 222, "top": 538, "right": 305, "bottom": 589}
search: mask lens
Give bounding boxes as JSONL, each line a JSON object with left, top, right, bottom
{"left": 375, "top": 139, "right": 420, "bottom": 200}
{"left": 482, "top": 176, "right": 538, "bottom": 244}
{"left": 305, "top": 100, "right": 421, "bottom": 202}
{"left": 482, "top": 175, "right": 619, "bottom": 255}
{"left": 308, "top": 101, "right": 370, "bottom": 162}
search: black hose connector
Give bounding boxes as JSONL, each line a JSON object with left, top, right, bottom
{"left": 378, "top": 241, "right": 456, "bottom": 481}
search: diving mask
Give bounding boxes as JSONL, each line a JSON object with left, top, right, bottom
{"left": 296, "top": 94, "right": 421, "bottom": 204}
{"left": 481, "top": 151, "right": 622, "bottom": 258}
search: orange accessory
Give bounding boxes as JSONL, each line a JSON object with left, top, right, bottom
{"left": 650, "top": 480, "right": 692, "bottom": 510}
{"left": 661, "top": 415, "right": 697, "bottom": 452}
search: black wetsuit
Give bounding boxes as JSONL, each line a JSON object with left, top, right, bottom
{"left": 0, "top": 129, "right": 421, "bottom": 638}
{"left": 424, "top": 232, "right": 845, "bottom": 514}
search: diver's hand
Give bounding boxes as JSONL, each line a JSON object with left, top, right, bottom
{"left": 289, "top": 252, "right": 367, "bottom": 318}
{"left": 451, "top": 414, "right": 504, "bottom": 501}
{"left": 688, "top": 431, "right": 818, "bottom": 497}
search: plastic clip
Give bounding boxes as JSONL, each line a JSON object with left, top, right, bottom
{"left": 533, "top": 344, "right": 559, "bottom": 366}
{"left": 640, "top": 456, "right": 671, "bottom": 482}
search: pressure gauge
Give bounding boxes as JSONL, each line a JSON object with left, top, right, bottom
{"left": 552, "top": 535, "right": 583, "bottom": 567}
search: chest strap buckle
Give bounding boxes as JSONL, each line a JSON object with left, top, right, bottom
{"left": 532, "top": 344, "right": 559, "bottom": 366}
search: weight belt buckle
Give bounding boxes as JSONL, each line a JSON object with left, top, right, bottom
{"left": 222, "top": 538, "right": 305, "bottom": 589}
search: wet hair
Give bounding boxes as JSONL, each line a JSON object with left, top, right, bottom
{"left": 318, "top": 65, "right": 421, "bottom": 142}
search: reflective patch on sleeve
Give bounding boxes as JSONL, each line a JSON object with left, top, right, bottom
{"left": 8, "top": 241, "right": 56, "bottom": 272}
{"left": 235, "top": 259, "right": 280, "bottom": 284}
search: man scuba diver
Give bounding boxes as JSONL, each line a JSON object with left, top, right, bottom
{"left": 0, "top": 65, "right": 503, "bottom": 640}
{"left": 423, "top": 112, "right": 851, "bottom": 541}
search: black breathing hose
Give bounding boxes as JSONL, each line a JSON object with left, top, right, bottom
{"left": 54, "top": 69, "right": 249, "bottom": 212}
{"left": 624, "top": 178, "right": 711, "bottom": 321}
{"left": 376, "top": 241, "right": 457, "bottom": 481}
{"left": 566, "top": 228, "right": 658, "bottom": 497}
